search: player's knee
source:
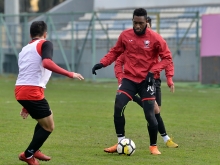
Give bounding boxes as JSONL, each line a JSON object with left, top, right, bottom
{"left": 115, "top": 94, "right": 129, "bottom": 109}
{"left": 115, "top": 97, "right": 123, "bottom": 110}
{"left": 143, "top": 100, "right": 157, "bottom": 126}
{"left": 43, "top": 124, "right": 54, "bottom": 132}
{"left": 115, "top": 97, "right": 124, "bottom": 115}
{"left": 143, "top": 99, "right": 155, "bottom": 111}
{"left": 40, "top": 119, "right": 55, "bottom": 132}
{"left": 50, "top": 123, "right": 55, "bottom": 132}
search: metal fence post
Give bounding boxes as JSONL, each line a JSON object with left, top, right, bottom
{"left": 156, "top": 13, "right": 160, "bottom": 34}
{"left": 71, "top": 12, "right": 75, "bottom": 71}
{"left": 196, "top": 11, "right": 200, "bottom": 81}
{"left": 176, "top": 21, "right": 180, "bottom": 55}
{"left": 0, "top": 14, "right": 3, "bottom": 75}
{"left": 92, "top": 12, "right": 96, "bottom": 81}
{"left": 23, "top": 14, "right": 28, "bottom": 46}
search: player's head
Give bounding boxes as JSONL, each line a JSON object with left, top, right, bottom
{"left": 30, "top": 21, "right": 47, "bottom": 39}
{"left": 132, "top": 8, "right": 148, "bottom": 35}
{"left": 147, "top": 16, "right": 151, "bottom": 28}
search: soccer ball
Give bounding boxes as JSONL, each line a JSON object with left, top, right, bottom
{"left": 117, "top": 138, "right": 136, "bottom": 156}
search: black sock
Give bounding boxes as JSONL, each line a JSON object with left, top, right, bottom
{"left": 30, "top": 123, "right": 44, "bottom": 152}
{"left": 24, "top": 125, "right": 51, "bottom": 158}
{"left": 155, "top": 113, "right": 167, "bottom": 137}
{"left": 34, "top": 123, "right": 41, "bottom": 135}
{"left": 147, "top": 125, "right": 158, "bottom": 146}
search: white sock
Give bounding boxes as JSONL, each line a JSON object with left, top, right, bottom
{"left": 118, "top": 136, "right": 125, "bottom": 143}
{"left": 162, "top": 135, "right": 170, "bottom": 143}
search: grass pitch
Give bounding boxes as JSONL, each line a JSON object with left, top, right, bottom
{"left": 0, "top": 77, "right": 220, "bottom": 165}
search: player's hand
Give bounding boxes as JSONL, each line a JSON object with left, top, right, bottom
{"left": 145, "top": 72, "right": 155, "bottom": 86}
{"left": 117, "top": 77, "right": 122, "bottom": 85}
{"left": 92, "top": 63, "right": 104, "bottom": 75}
{"left": 167, "top": 77, "right": 174, "bottom": 92}
{"left": 20, "top": 107, "right": 29, "bottom": 119}
{"left": 73, "top": 73, "right": 84, "bottom": 80}
{"left": 170, "top": 84, "right": 175, "bottom": 93}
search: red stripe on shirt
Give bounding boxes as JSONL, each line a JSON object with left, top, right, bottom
{"left": 36, "top": 40, "right": 46, "bottom": 56}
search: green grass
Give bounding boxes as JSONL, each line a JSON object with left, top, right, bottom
{"left": 0, "top": 77, "right": 220, "bottom": 165}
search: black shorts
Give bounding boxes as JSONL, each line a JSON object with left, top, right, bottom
{"left": 119, "top": 78, "right": 155, "bottom": 100}
{"left": 155, "top": 79, "right": 162, "bottom": 106}
{"left": 17, "top": 98, "right": 52, "bottom": 119}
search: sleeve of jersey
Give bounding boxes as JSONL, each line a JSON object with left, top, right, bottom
{"left": 150, "top": 36, "right": 172, "bottom": 73}
{"left": 114, "top": 54, "right": 125, "bottom": 78}
{"left": 165, "top": 61, "right": 174, "bottom": 78}
{"left": 41, "top": 41, "right": 53, "bottom": 60}
{"left": 114, "top": 54, "right": 125, "bottom": 84}
{"left": 41, "top": 42, "right": 73, "bottom": 78}
{"left": 42, "top": 59, "right": 73, "bottom": 78}
{"left": 100, "top": 33, "right": 125, "bottom": 67}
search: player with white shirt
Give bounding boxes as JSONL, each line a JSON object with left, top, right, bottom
{"left": 15, "top": 21, "right": 84, "bottom": 165}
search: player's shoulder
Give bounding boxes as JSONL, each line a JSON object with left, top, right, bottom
{"left": 41, "top": 40, "right": 53, "bottom": 47}
{"left": 148, "top": 28, "right": 160, "bottom": 37}
{"left": 39, "top": 39, "right": 51, "bottom": 43}
{"left": 36, "top": 40, "right": 53, "bottom": 52}
{"left": 36, "top": 39, "right": 51, "bottom": 43}
{"left": 148, "top": 29, "right": 165, "bottom": 42}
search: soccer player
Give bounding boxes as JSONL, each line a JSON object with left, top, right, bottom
{"left": 15, "top": 21, "right": 84, "bottom": 165}
{"left": 92, "top": 8, "right": 173, "bottom": 155}
{"left": 114, "top": 16, "right": 178, "bottom": 148}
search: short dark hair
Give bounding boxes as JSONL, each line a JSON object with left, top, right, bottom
{"left": 147, "top": 16, "right": 152, "bottom": 27}
{"left": 133, "top": 8, "right": 147, "bottom": 19}
{"left": 30, "top": 21, "right": 47, "bottom": 38}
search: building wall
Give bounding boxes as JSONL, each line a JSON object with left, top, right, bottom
{"left": 94, "top": 0, "right": 220, "bottom": 10}
{"left": 200, "top": 14, "right": 220, "bottom": 84}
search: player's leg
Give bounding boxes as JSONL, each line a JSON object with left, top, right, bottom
{"left": 134, "top": 94, "right": 170, "bottom": 145}
{"left": 18, "top": 99, "right": 52, "bottom": 163}
{"left": 104, "top": 78, "right": 136, "bottom": 153}
{"left": 154, "top": 102, "right": 170, "bottom": 142}
{"left": 133, "top": 95, "right": 142, "bottom": 107}
{"left": 138, "top": 82, "right": 160, "bottom": 155}
{"left": 155, "top": 79, "right": 168, "bottom": 139}
{"left": 155, "top": 79, "right": 178, "bottom": 148}
{"left": 33, "top": 114, "right": 53, "bottom": 160}
{"left": 30, "top": 118, "right": 53, "bottom": 161}
{"left": 104, "top": 93, "right": 131, "bottom": 153}
{"left": 114, "top": 93, "right": 131, "bottom": 141}
{"left": 133, "top": 93, "right": 178, "bottom": 148}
